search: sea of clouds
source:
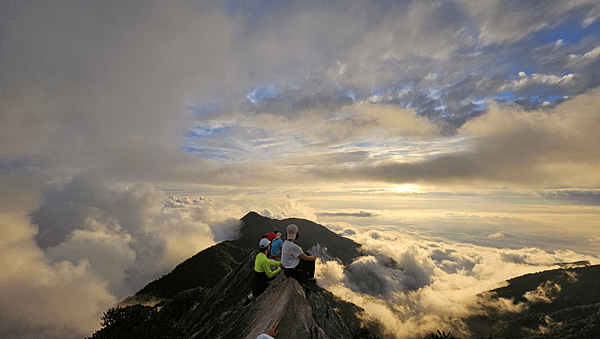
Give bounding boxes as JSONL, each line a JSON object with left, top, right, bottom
{"left": 314, "top": 222, "right": 600, "bottom": 338}
{"left": 1, "top": 175, "right": 599, "bottom": 339}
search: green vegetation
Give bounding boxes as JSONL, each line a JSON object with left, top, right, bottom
{"left": 86, "top": 304, "right": 181, "bottom": 339}
{"left": 424, "top": 330, "right": 457, "bottom": 339}
{"left": 351, "top": 326, "right": 383, "bottom": 339}
{"left": 87, "top": 287, "right": 210, "bottom": 339}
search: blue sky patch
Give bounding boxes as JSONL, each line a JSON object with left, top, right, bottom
{"left": 246, "top": 84, "right": 280, "bottom": 103}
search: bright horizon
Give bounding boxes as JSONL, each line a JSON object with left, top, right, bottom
{"left": 1, "top": 1, "right": 600, "bottom": 338}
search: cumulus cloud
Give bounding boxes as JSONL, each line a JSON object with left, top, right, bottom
{"left": 0, "top": 173, "right": 254, "bottom": 338}
{"left": 0, "top": 187, "right": 115, "bottom": 339}
{"left": 32, "top": 175, "right": 249, "bottom": 294}
{"left": 506, "top": 72, "right": 582, "bottom": 96}
{"left": 568, "top": 46, "right": 600, "bottom": 67}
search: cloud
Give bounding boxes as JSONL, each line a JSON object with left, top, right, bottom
{"left": 568, "top": 46, "right": 600, "bottom": 67}
{"left": 523, "top": 281, "right": 561, "bottom": 304}
{"left": 309, "top": 87, "right": 600, "bottom": 189}
{"left": 457, "top": 0, "right": 600, "bottom": 45}
{"left": 541, "top": 190, "right": 600, "bottom": 205}
{"left": 32, "top": 175, "right": 246, "bottom": 295}
{"left": 0, "top": 190, "right": 116, "bottom": 339}
{"left": 317, "top": 211, "right": 375, "bottom": 218}
{"left": 0, "top": 2, "right": 246, "bottom": 335}
{"left": 314, "top": 224, "right": 600, "bottom": 338}
{"left": 253, "top": 102, "right": 440, "bottom": 148}
{"left": 0, "top": 0, "right": 235, "bottom": 179}
{"left": 506, "top": 72, "right": 583, "bottom": 96}
{"left": 0, "top": 173, "right": 253, "bottom": 338}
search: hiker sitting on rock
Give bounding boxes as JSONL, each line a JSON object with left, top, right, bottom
{"left": 247, "top": 238, "right": 283, "bottom": 302}
{"left": 281, "top": 224, "right": 317, "bottom": 284}
{"left": 270, "top": 232, "right": 283, "bottom": 261}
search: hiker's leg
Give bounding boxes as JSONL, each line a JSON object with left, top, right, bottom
{"left": 252, "top": 282, "right": 268, "bottom": 297}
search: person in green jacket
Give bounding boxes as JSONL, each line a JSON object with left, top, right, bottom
{"left": 247, "top": 238, "right": 282, "bottom": 303}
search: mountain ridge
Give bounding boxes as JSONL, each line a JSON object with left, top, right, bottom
{"left": 129, "top": 212, "right": 363, "bottom": 302}
{"left": 88, "top": 212, "right": 600, "bottom": 339}
{"left": 465, "top": 263, "right": 600, "bottom": 338}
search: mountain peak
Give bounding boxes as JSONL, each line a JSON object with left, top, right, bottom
{"left": 235, "top": 212, "right": 362, "bottom": 265}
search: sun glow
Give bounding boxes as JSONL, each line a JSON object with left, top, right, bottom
{"left": 387, "top": 184, "right": 421, "bottom": 194}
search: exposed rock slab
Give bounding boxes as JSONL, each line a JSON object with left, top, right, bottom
{"left": 179, "top": 253, "right": 352, "bottom": 339}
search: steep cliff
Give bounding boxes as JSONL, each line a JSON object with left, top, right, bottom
{"left": 179, "top": 252, "right": 353, "bottom": 339}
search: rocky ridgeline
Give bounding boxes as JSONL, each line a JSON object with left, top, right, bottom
{"left": 89, "top": 212, "right": 600, "bottom": 339}
{"left": 179, "top": 252, "right": 353, "bottom": 339}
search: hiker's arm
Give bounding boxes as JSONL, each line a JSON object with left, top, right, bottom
{"left": 299, "top": 252, "right": 316, "bottom": 261}
{"left": 262, "top": 259, "right": 281, "bottom": 278}
{"left": 264, "top": 265, "right": 281, "bottom": 278}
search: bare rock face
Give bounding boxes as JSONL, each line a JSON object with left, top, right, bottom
{"left": 179, "top": 253, "right": 353, "bottom": 339}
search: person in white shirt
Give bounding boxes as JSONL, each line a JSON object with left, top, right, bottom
{"left": 280, "top": 224, "right": 317, "bottom": 283}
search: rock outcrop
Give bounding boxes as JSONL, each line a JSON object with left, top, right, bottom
{"left": 179, "top": 252, "right": 353, "bottom": 339}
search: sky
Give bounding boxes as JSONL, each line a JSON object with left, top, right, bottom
{"left": 1, "top": 0, "right": 600, "bottom": 338}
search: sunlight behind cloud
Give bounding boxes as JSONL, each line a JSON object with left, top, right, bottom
{"left": 386, "top": 184, "right": 421, "bottom": 194}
